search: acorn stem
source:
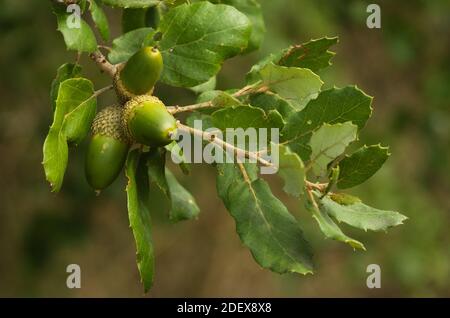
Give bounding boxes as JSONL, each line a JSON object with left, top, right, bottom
{"left": 89, "top": 51, "right": 117, "bottom": 77}
{"left": 305, "top": 181, "right": 328, "bottom": 192}
{"left": 97, "top": 45, "right": 112, "bottom": 52}
{"left": 94, "top": 85, "right": 114, "bottom": 97}
{"left": 70, "top": 85, "right": 113, "bottom": 109}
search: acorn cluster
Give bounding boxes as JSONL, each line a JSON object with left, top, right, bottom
{"left": 85, "top": 47, "right": 177, "bottom": 191}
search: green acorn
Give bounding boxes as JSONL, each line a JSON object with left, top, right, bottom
{"left": 114, "top": 46, "right": 163, "bottom": 102}
{"left": 123, "top": 95, "right": 177, "bottom": 147}
{"left": 85, "top": 106, "right": 130, "bottom": 191}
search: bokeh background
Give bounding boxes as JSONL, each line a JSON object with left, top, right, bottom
{"left": 0, "top": 0, "right": 449, "bottom": 297}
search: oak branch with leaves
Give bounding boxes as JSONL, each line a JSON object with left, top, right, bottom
{"left": 43, "top": 0, "right": 407, "bottom": 292}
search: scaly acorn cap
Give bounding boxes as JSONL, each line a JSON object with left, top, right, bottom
{"left": 91, "top": 105, "right": 129, "bottom": 144}
{"left": 113, "top": 46, "right": 162, "bottom": 103}
{"left": 123, "top": 95, "right": 177, "bottom": 147}
{"left": 85, "top": 106, "right": 130, "bottom": 191}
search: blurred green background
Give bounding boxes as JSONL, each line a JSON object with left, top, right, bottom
{"left": 0, "top": 0, "right": 449, "bottom": 297}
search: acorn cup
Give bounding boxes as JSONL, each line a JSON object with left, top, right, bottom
{"left": 85, "top": 106, "right": 130, "bottom": 192}
{"left": 114, "top": 46, "right": 163, "bottom": 102}
{"left": 123, "top": 95, "right": 177, "bottom": 147}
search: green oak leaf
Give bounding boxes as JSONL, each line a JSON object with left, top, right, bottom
{"left": 101, "top": 0, "right": 161, "bottom": 8}
{"left": 42, "top": 128, "right": 69, "bottom": 193}
{"left": 281, "top": 86, "right": 373, "bottom": 161}
{"left": 193, "top": 90, "right": 242, "bottom": 115}
{"left": 53, "top": 79, "right": 95, "bottom": 131}
{"left": 50, "top": 63, "right": 82, "bottom": 111}
{"left": 306, "top": 191, "right": 365, "bottom": 250}
{"left": 337, "top": 144, "right": 390, "bottom": 189}
{"left": 54, "top": 6, "right": 97, "bottom": 53}
{"left": 43, "top": 78, "right": 95, "bottom": 192}
{"left": 309, "top": 122, "right": 358, "bottom": 176}
{"left": 211, "top": 105, "right": 284, "bottom": 145}
{"left": 126, "top": 150, "right": 155, "bottom": 293}
{"left": 158, "top": 2, "right": 251, "bottom": 87}
{"left": 217, "top": 163, "right": 314, "bottom": 274}
{"left": 210, "top": 0, "right": 265, "bottom": 53}
{"left": 273, "top": 143, "right": 305, "bottom": 197}
{"left": 216, "top": 163, "right": 258, "bottom": 199}
{"left": 247, "top": 37, "right": 338, "bottom": 83}
{"left": 211, "top": 106, "right": 283, "bottom": 157}
{"left": 165, "top": 169, "right": 200, "bottom": 221}
{"left": 197, "top": 90, "right": 244, "bottom": 107}
{"left": 147, "top": 148, "right": 169, "bottom": 194}
{"left": 165, "top": 141, "right": 190, "bottom": 175}
{"left": 108, "top": 27, "right": 155, "bottom": 64}
{"left": 196, "top": 90, "right": 243, "bottom": 110}
{"left": 324, "top": 166, "right": 340, "bottom": 195}
{"left": 321, "top": 194, "right": 408, "bottom": 232}
{"left": 189, "top": 76, "right": 217, "bottom": 94}
{"left": 203, "top": 105, "right": 283, "bottom": 163}
{"left": 89, "top": 0, "right": 110, "bottom": 41}
{"left": 209, "top": 91, "right": 243, "bottom": 108}
{"left": 197, "top": 90, "right": 223, "bottom": 104}
{"left": 61, "top": 104, "right": 97, "bottom": 146}
{"left": 278, "top": 37, "right": 338, "bottom": 72}
{"left": 164, "top": 0, "right": 189, "bottom": 8}
{"left": 259, "top": 63, "right": 323, "bottom": 110}
{"left": 61, "top": 91, "right": 97, "bottom": 146}
{"left": 249, "top": 92, "right": 296, "bottom": 120}
{"left": 147, "top": 149, "right": 199, "bottom": 221}
{"left": 329, "top": 193, "right": 361, "bottom": 206}
{"left": 186, "top": 112, "right": 214, "bottom": 130}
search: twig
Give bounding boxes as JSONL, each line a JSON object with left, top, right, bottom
{"left": 176, "top": 122, "right": 272, "bottom": 167}
{"left": 167, "top": 83, "right": 267, "bottom": 115}
{"left": 71, "top": 85, "right": 113, "bottom": 108}
{"left": 305, "top": 180, "right": 327, "bottom": 192}
{"left": 97, "top": 45, "right": 112, "bottom": 53}
{"left": 176, "top": 123, "right": 329, "bottom": 194}
{"left": 89, "top": 51, "right": 117, "bottom": 77}
{"left": 75, "top": 52, "right": 81, "bottom": 65}
{"left": 52, "top": 0, "right": 78, "bottom": 4}
{"left": 167, "top": 101, "right": 213, "bottom": 115}
{"left": 93, "top": 85, "right": 114, "bottom": 97}
{"left": 237, "top": 162, "right": 252, "bottom": 184}
{"left": 306, "top": 187, "right": 321, "bottom": 211}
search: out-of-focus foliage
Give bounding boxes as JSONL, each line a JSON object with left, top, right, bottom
{"left": 0, "top": 0, "right": 448, "bottom": 296}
